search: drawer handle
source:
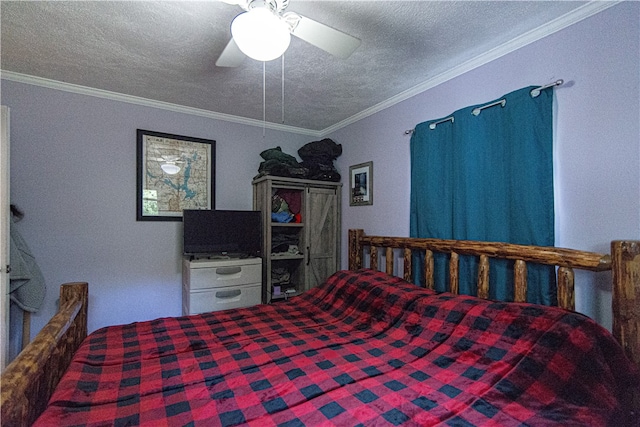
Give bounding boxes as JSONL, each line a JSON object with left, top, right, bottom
{"left": 216, "top": 289, "right": 242, "bottom": 299}
{"left": 216, "top": 266, "right": 242, "bottom": 275}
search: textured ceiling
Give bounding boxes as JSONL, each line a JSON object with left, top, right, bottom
{"left": 1, "top": 1, "right": 595, "bottom": 134}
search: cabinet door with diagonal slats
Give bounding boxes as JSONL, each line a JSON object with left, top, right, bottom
{"left": 305, "top": 186, "right": 341, "bottom": 290}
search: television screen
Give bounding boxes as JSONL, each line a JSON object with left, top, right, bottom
{"left": 183, "top": 209, "right": 262, "bottom": 258}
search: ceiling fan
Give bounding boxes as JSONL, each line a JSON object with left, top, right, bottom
{"left": 216, "top": 0, "right": 361, "bottom": 67}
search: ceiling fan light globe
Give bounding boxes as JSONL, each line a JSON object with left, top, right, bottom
{"left": 231, "top": 8, "right": 290, "bottom": 62}
{"left": 161, "top": 163, "right": 181, "bottom": 175}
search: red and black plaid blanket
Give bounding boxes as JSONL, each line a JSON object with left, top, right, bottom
{"left": 34, "top": 269, "right": 637, "bottom": 426}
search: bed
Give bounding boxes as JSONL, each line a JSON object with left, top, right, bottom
{"left": 1, "top": 229, "right": 638, "bottom": 426}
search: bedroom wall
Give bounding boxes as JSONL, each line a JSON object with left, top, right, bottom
{"left": 330, "top": 1, "right": 639, "bottom": 330}
{"left": 0, "top": 82, "right": 313, "bottom": 337}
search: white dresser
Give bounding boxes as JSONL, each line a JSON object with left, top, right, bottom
{"left": 182, "top": 257, "right": 262, "bottom": 315}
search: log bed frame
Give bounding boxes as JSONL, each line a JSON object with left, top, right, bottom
{"left": 1, "top": 230, "right": 638, "bottom": 426}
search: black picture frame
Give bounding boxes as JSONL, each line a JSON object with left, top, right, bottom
{"left": 349, "top": 161, "right": 373, "bottom": 206}
{"left": 136, "top": 129, "right": 215, "bottom": 221}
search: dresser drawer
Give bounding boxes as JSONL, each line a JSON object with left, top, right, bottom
{"left": 187, "top": 259, "right": 261, "bottom": 290}
{"left": 187, "top": 283, "right": 261, "bottom": 314}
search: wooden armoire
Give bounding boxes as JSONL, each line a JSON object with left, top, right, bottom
{"left": 253, "top": 176, "right": 341, "bottom": 303}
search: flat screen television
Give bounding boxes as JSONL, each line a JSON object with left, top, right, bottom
{"left": 183, "top": 209, "right": 262, "bottom": 259}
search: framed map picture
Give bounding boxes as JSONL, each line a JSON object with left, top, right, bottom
{"left": 136, "top": 129, "right": 215, "bottom": 221}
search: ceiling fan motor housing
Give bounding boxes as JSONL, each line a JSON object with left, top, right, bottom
{"left": 217, "top": 0, "right": 360, "bottom": 67}
{"left": 231, "top": 0, "right": 292, "bottom": 61}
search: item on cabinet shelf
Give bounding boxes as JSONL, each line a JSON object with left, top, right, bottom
{"left": 286, "top": 245, "right": 302, "bottom": 255}
{"left": 271, "top": 193, "right": 289, "bottom": 213}
{"left": 284, "top": 288, "right": 296, "bottom": 300}
{"left": 272, "top": 193, "right": 294, "bottom": 223}
{"left": 272, "top": 211, "right": 294, "bottom": 223}
{"left": 271, "top": 233, "right": 299, "bottom": 253}
{"left": 271, "top": 267, "right": 291, "bottom": 285}
{"left": 256, "top": 147, "right": 307, "bottom": 179}
{"left": 272, "top": 285, "right": 281, "bottom": 296}
{"left": 275, "top": 189, "right": 302, "bottom": 215}
{"left": 272, "top": 245, "right": 303, "bottom": 258}
{"left": 254, "top": 140, "right": 342, "bottom": 182}
{"left": 271, "top": 190, "right": 303, "bottom": 223}
{"left": 297, "top": 138, "right": 342, "bottom": 182}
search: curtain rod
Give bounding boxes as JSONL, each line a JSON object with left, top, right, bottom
{"left": 429, "top": 116, "right": 454, "bottom": 129}
{"left": 404, "top": 79, "right": 564, "bottom": 135}
{"left": 530, "top": 79, "right": 563, "bottom": 98}
{"left": 472, "top": 99, "right": 505, "bottom": 116}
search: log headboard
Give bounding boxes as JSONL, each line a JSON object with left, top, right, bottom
{"left": 347, "top": 229, "right": 640, "bottom": 373}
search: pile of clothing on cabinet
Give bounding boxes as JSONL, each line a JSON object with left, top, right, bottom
{"left": 298, "top": 138, "right": 342, "bottom": 181}
{"left": 256, "top": 147, "right": 307, "bottom": 180}
{"left": 255, "top": 138, "right": 342, "bottom": 182}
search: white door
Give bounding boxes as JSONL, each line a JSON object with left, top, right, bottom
{"left": 0, "top": 106, "right": 10, "bottom": 371}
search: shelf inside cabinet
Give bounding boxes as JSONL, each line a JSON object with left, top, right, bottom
{"left": 270, "top": 286, "right": 298, "bottom": 301}
{"left": 269, "top": 293, "right": 297, "bottom": 301}
{"left": 271, "top": 253, "right": 304, "bottom": 260}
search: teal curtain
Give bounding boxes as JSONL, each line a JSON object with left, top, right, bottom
{"left": 410, "top": 86, "right": 555, "bottom": 304}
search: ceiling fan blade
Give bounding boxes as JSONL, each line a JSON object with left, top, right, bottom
{"left": 215, "top": 38, "right": 245, "bottom": 67}
{"left": 291, "top": 15, "right": 361, "bottom": 59}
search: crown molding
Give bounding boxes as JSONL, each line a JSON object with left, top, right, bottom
{"left": 320, "top": 0, "right": 620, "bottom": 136}
{"left": 1, "top": 1, "right": 617, "bottom": 138}
{"left": 0, "top": 71, "right": 322, "bottom": 138}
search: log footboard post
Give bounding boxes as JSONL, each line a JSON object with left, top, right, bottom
{"left": 403, "top": 248, "right": 412, "bottom": 282}
{"left": 611, "top": 241, "right": 640, "bottom": 414}
{"left": 349, "top": 229, "right": 364, "bottom": 270}
{"left": 1, "top": 282, "right": 88, "bottom": 427}
{"left": 611, "top": 241, "right": 640, "bottom": 369}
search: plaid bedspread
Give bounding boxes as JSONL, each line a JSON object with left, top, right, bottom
{"left": 34, "top": 269, "right": 638, "bottom": 427}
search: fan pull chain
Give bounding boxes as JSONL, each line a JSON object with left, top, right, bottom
{"left": 261, "top": 56, "right": 286, "bottom": 137}
{"left": 262, "top": 61, "right": 266, "bottom": 137}
{"left": 281, "top": 54, "right": 285, "bottom": 124}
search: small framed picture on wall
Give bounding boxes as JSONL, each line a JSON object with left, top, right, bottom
{"left": 349, "top": 161, "right": 373, "bottom": 206}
